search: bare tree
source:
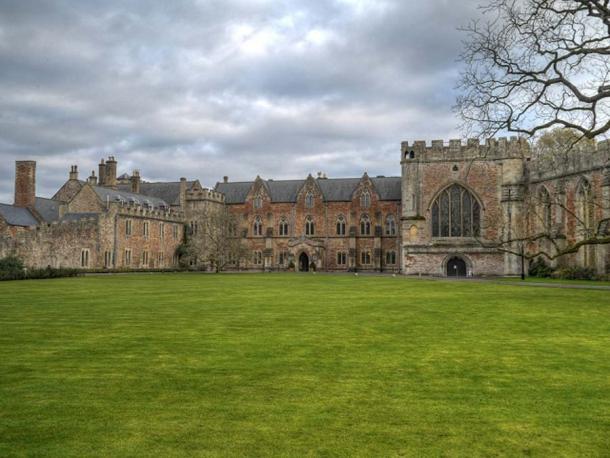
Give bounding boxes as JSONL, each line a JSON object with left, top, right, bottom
{"left": 197, "top": 206, "right": 248, "bottom": 273}
{"left": 457, "top": 0, "right": 610, "bottom": 140}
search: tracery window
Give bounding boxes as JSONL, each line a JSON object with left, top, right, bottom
{"left": 538, "top": 187, "right": 552, "bottom": 233}
{"left": 385, "top": 215, "right": 396, "bottom": 236}
{"left": 252, "top": 251, "right": 263, "bottom": 265}
{"left": 431, "top": 184, "right": 481, "bottom": 237}
{"left": 305, "top": 192, "right": 314, "bottom": 209}
{"left": 336, "top": 215, "right": 346, "bottom": 235}
{"left": 360, "top": 190, "right": 371, "bottom": 208}
{"left": 253, "top": 195, "right": 263, "bottom": 209}
{"left": 253, "top": 216, "right": 263, "bottom": 236}
{"left": 279, "top": 217, "right": 289, "bottom": 236}
{"left": 360, "top": 214, "right": 371, "bottom": 236}
{"left": 576, "top": 180, "right": 594, "bottom": 233}
{"left": 305, "top": 216, "right": 315, "bottom": 236}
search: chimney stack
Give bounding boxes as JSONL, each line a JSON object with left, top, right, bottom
{"left": 105, "top": 156, "right": 117, "bottom": 188}
{"left": 69, "top": 165, "right": 79, "bottom": 181}
{"left": 88, "top": 170, "right": 97, "bottom": 186}
{"left": 14, "top": 161, "right": 36, "bottom": 208}
{"left": 223, "top": 176, "right": 229, "bottom": 183}
{"left": 131, "top": 170, "right": 141, "bottom": 194}
{"left": 98, "top": 159, "right": 106, "bottom": 186}
{"left": 180, "top": 177, "right": 187, "bottom": 209}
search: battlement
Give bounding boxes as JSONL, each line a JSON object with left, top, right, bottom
{"left": 401, "top": 137, "right": 530, "bottom": 162}
{"left": 111, "top": 201, "right": 185, "bottom": 222}
{"left": 186, "top": 187, "right": 225, "bottom": 203}
{"left": 530, "top": 140, "right": 610, "bottom": 182}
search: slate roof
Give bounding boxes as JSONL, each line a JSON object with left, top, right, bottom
{"left": 34, "top": 197, "right": 61, "bottom": 223}
{"left": 116, "top": 181, "right": 194, "bottom": 206}
{"left": 0, "top": 203, "right": 38, "bottom": 227}
{"left": 92, "top": 186, "right": 169, "bottom": 209}
{"left": 215, "top": 176, "right": 402, "bottom": 204}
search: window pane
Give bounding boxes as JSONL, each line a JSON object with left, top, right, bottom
{"left": 440, "top": 192, "right": 449, "bottom": 237}
{"left": 473, "top": 201, "right": 480, "bottom": 237}
{"left": 450, "top": 185, "right": 461, "bottom": 237}
{"left": 462, "top": 192, "right": 472, "bottom": 237}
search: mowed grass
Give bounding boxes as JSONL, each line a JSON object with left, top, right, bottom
{"left": 1, "top": 274, "right": 609, "bottom": 457}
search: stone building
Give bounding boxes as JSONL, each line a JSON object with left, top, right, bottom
{"left": 1, "top": 137, "right": 608, "bottom": 275}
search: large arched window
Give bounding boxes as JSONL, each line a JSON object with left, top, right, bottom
{"left": 431, "top": 184, "right": 481, "bottom": 237}
{"left": 360, "top": 214, "right": 371, "bottom": 236}
{"left": 538, "top": 186, "right": 552, "bottom": 233}
{"left": 360, "top": 190, "right": 371, "bottom": 208}
{"left": 576, "top": 179, "right": 594, "bottom": 233}
{"left": 336, "top": 215, "right": 346, "bottom": 235}
{"left": 278, "top": 217, "right": 289, "bottom": 236}
{"left": 385, "top": 215, "right": 396, "bottom": 236}
{"left": 305, "top": 216, "right": 315, "bottom": 236}
{"left": 305, "top": 192, "right": 314, "bottom": 209}
{"left": 253, "top": 216, "right": 263, "bottom": 236}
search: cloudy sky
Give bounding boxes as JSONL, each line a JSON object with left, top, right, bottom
{"left": 0, "top": 0, "right": 480, "bottom": 201}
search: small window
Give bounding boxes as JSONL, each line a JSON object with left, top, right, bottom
{"left": 360, "top": 215, "right": 371, "bottom": 236}
{"left": 279, "top": 217, "right": 289, "bottom": 236}
{"left": 385, "top": 251, "right": 397, "bottom": 265}
{"left": 360, "top": 190, "right": 371, "bottom": 208}
{"left": 124, "top": 249, "right": 132, "bottom": 266}
{"left": 305, "top": 216, "right": 315, "bottom": 236}
{"left": 125, "top": 219, "right": 132, "bottom": 236}
{"left": 253, "top": 195, "right": 263, "bottom": 209}
{"left": 337, "top": 251, "right": 347, "bottom": 265}
{"left": 142, "top": 250, "right": 149, "bottom": 267}
{"left": 278, "top": 251, "right": 289, "bottom": 266}
{"left": 143, "top": 221, "right": 149, "bottom": 238}
{"left": 253, "top": 216, "right": 263, "bottom": 236}
{"left": 253, "top": 251, "right": 263, "bottom": 265}
{"left": 360, "top": 251, "right": 371, "bottom": 265}
{"left": 336, "top": 216, "right": 346, "bottom": 236}
{"left": 104, "top": 251, "right": 112, "bottom": 268}
{"left": 80, "top": 249, "right": 90, "bottom": 268}
{"left": 190, "top": 221, "right": 198, "bottom": 235}
{"left": 305, "top": 192, "right": 314, "bottom": 208}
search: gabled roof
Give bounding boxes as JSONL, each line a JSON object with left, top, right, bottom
{"left": 0, "top": 203, "right": 38, "bottom": 227}
{"left": 116, "top": 181, "right": 195, "bottom": 206}
{"left": 215, "top": 176, "right": 402, "bottom": 204}
{"left": 34, "top": 197, "right": 61, "bottom": 223}
{"left": 92, "top": 186, "right": 169, "bottom": 209}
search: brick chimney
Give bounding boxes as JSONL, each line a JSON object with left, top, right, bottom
{"left": 105, "top": 156, "right": 117, "bottom": 188}
{"left": 88, "top": 170, "right": 97, "bottom": 186}
{"left": 69, "top": 165, "right": 79, "bottom": 181}
{"left": 223, "top": 176, "right": 229, "bottom": 183}
{"left": 131, "top": 170, "right": 141, "bottom": 194}
{"left": 98, "top": 159, "right": 106, "bottom": 186}
{"left": 14, "top": 161, "right": 36, "bottom": 208}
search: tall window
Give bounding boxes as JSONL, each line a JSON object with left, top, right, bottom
{"left": 228, "top": 221, "right": 237, "bottom": 237}
{"left": 431, "top": 184, "right": 481, "bottom": 237}
{"left": 305, "top": 192, "right": 314, "bottom": 208}
{"left": 538, "top": 187, "right": 552, "bottom": 233}
{"left": 576, "top": 179, "right": 594, "bottom": 267}
{"left": 360, "top": 190, "right": 371, "bottom": 208}
{"left": 253, "top": 216, "right": 263, "bottom": 236}
{"left": 385, "top": 215, "right": 396, "bottom": 236}
{"left": 305, "top": 216, "right": 315, "bottom": 236}
{"left": 159, "top": 223, "right": 165, "bottom": 241}
{"left": 278, "top": 251, "right": 289, "bottom": 266}
{"left": 124, "top": 249, "right": 132, "bottom": 266}
{"left": 158, "top": 252, "right": 164, "bottom": 267}
{"left": 173, "top": 224, "right": 179, "bottom": 240}
{"left": 279, "top": 217, "right": 289, "bottom": 236}
{"left": 385, "top": 250, "right": 396, "bottom": 265}
{"left": 361, "top": 251, "right": 371, "bottom": 265}
{"left": 142, "top": 250, "right": 149, "bottom": 267}
{"left": 125, "top": 219, "right": 132, "bottom": 236}
{"left": 80, "top": 249, "right": 90, "bottom": 268}
{"left": 253, "top": 251, "right": 263, "bottom": 265}
{"left": 104, "top": 251, "right": 112, "bottom": 268}
{"left": 360, "top": 215, "right": 371, "bottom": 236}
{"left": 190, "top": 221, "right": 198, "bottom": 235}
{"left": 253, "top": 195, "right": 263, "bottom": 209}
{"left": 143, "top": 221, "right": 149, "bottom": 238}
{"left": 337, "top": 251, "right": 347, "bottom": 265}
{"left": 336, "top": 216, "right": 346, "bottom": 235}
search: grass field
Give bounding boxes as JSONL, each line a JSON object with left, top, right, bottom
{"left": 1, "top": 273, "right": 609, "bottom": 457}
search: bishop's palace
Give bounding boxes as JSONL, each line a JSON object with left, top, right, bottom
{"left": 1, "top": 137, "right": 609, "bottom": 276}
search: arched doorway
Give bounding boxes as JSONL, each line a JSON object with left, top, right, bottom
{"left": 299, "top": 252, "right": 310, "bottom": 272}
{"left": 446, "top": 256, "right": 467, "bottom": 277}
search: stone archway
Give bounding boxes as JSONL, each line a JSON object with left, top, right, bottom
{"left": 299, "top": 252, "right": 310, "bottom": 272}
{"left": 446, "top": 256, "right": 467, "bottom": 277}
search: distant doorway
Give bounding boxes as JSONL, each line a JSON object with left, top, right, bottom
{"left": 299, "top": 253, "right": 310, "bottom": 272}
{"left": 446, "top": 256, "right": 467, "bottom": 277}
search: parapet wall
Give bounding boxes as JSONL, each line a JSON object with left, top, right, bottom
{"left": 401, "top": 137, "right": 530, "bottom": 162}
{"left": 529, "top": 140, "right": 610, "bottom": 182}
{"left": 186, "top": 187, "right": 225, "bottom": 203}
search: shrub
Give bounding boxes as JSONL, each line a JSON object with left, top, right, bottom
{"left": 0, "top": 257, "right": 82, "bottom": 281}
{"left": 528, "top": 258, "right": 553, "bottom": 278}
{"left": 0, "top": 256, "right": 24, "bottom": 273}
{"left": 552, "top": 266, "right": 597, "bottom": 281}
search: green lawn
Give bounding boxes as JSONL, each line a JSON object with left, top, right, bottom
{"left": 498, "top": 276, "right": 610, "bottom": 287}
{"left": 1, "top": 273, "right": 609, "bottom": 457}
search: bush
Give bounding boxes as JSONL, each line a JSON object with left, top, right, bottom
{"left": 0, "top": 257, "right": 82, "bottom": 281}
{"left": 551, "top": 266, "right": 597, "bottom": 281}
{"left": 0, "top": 256, "right": 24, "bottom": 273}
{"left": 528, "top": 258, "right": 553, "bottom": 278}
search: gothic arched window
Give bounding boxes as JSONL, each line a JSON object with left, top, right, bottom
{"left": 360, "top": 190, "right": 371, "bottom": 208}
{"left": 385, "top": 215, "right": 396, "bottom": 236}
{"left": 576, "top": 180, "right": 594, "bottom": 233}
{"left": 431, "top": 184, "right": 481, "bottom": 237}
{"left": 253, "top": 216, "right": 263, "bottom": 236}
{"left": 538, "top": 186, "right": 552, "bottom": 233}
{"left": 360, "top": 214, "right": 371, "bottom": 236}
{"left": 336, "top": 215, "right": 346, "bottom": 235}
{"left": 305, "top": 192, "right": 314, "bottom": 209}
{"left": 253, "top": 195, "right": 263, "bottom": 209}
{"left": 305, "top": 216, "right": 315, "bottom": 236}
{"left": 279, "top": 217, "right": 289, "bottom": 236}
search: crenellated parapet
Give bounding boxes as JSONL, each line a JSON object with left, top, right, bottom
{"left": 186, "top": 187, "right": 225, "bottom": 203}
{"left": 112, "top": 201, "right": 185, "bottom": 222}
{"left": 401, "top": 137, "right": 530, "bottom": 162}
{"left": 529, "top": 140, "right": 610, "bottom": 182}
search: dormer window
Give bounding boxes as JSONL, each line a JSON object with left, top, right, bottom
{"left": 360, "top": 190, "right": 371, "bottom": 208}
{"left": 305, "top": 192, "right": 314, "bottom": 209}
{"left": 253, "top": 195, "right": 263, "bottom": 209}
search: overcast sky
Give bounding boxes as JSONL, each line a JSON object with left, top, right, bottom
{"left": 0, "top": 0, "right": 480, "bottom": 201}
